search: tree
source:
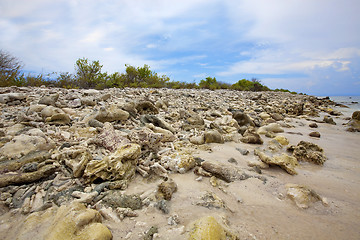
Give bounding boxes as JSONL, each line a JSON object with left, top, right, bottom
{"left": 0, "top": 50, "right": 23, "bottom": 86}
{"left": 75, "top": 58, "right": 107, "bottom": 89}
{"left": 199, "top": 77, "right": 220, "bottom": 90}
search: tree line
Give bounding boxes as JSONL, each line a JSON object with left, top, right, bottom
{"left": 0, "top": 50, "right": 296, "bottom": 93}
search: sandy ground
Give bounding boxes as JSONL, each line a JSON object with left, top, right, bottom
{"left": 0, "top": 106, "right": 359, "bottom": 240}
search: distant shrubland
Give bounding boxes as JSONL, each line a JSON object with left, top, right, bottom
{"left": 0, "top": 50, "right": 296, "bottom": 93}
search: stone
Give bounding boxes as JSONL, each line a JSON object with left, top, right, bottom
{"left": 15, "top": 202, "right": 112, "bottom": 240}
{"left": 309, "top": 123, "right": 318, "bottom": 128}
{"left": 135, "top": 101, "right": 159, "bottom": 115}
{"left": 45, "top": 113, "right": 71, "bottom": 125}
{"left": 95, "top": 106, "right": 129, "bottom": 122}
{"left": 201, "top": 161, "right": 239, "bottom": 182}
{"left": 0, "top": 93, "right": 26, "bottom": 104}
{"left": 232, "top": 111, "right": 254, "bottom": 127}
{"left": 290, "top": 141, "right": 326, "bottom": 165}
{"left": 236, "top": 148, "right": 249, "bottom": 155}
{"left": 309, "top": 131, "right": 321, "bottom": 138}
{"left": 157, "top": 178, "right": 177, "bottom": 200}
{"left": 96, "top": 122, "right": 129, "bottom": 151}
{"left": 188, "top": 216, "right": 238, "bottom": 240}
{"left": 60, "top": 148, "right": 92, "bottom": 178}
{"left": 190, "top": 135, "right": 205, "bottom": 145}
{"left": 187, "top": 111, "right": 205, "bottom": 125}
{"left": 254, "top": 149, "right": 298, "bottom": 175}
{"left": 147, "top": 123, "right": 175, "bottom": 142}
{"left": 41, "top": 106, "right": 65, "bottom": 119}
{"left": 204, "top": 130, "right": 224, "bottom": 144}
{"left": 257, "top": 123, "right": 284, "bottom": 134}
{"left": 286, "top": 184, "right": 328, "bottom": 209}
{"left": 81, "top": 97, "right": 96, "bottom": 106}
{"left": 196, "top": 191, "right": 227, "bottom": 210}
{"left": 270, "top": 113, "right": 284, "bottom": 121}
{"left": 38, "top": 93, "right": 59, "bottom": 106}
{"left": 240, "top": 128, "right": 263, "bottom": 144}
{"left": 144, "top": 226, "right": 158, "bottom": 240}
{"left": 0, "top": 164, "right": 57, "bottom": 187}
{"left": 323, "top": 116, "right": 336, "bottom": 125}
{"left": 1, "top": 134, "right": 54, "bottom": 159}
{"left": 88, "top": 118, "right": 104, "bottom": 128}
{"left": 0, "top": 150, "right": 50, "bottom": 172}
{"left": 274, "top": 135, "right": 289, "bottom": 145}
{"left": 352, "top": 111, "right": 360, "bottom": 121}
{"left": 102, "top": 191, "right": 142, "bottom": 210}
{"left": 142, "top": 115, "right": 176, "bottom": 133}
{"left": 83, "top": 143, "right": 141, "bottom": 183}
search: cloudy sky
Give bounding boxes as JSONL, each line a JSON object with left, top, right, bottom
{"left": 1, "top": 0, "right": 359, "bottom": 95}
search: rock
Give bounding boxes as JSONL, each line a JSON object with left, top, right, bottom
{"left": 1, "top": 134, "right": 54, "bottom": 159}
{"left": 323, "top": 116, "right": 336, "bottom": 125}
{"left": 95, "top": 106, "right": 129, "bottom": 122}
{"left": 236, "top": 147, "right": 249, "bottom": 155}
{"left": 102, "top": 191, "right": 142, "bottom": 210}
{"left": 309, "top": 123, "right": 318, "bottom": 128}
{"left": 157, "top": 178, "right": 177, "bottom": 200}
{"left": 286, "top": 184, "right": 328, "bottom": 209}
{"left": 196, "top": 191, "right": 227, "bottom": 210}
{"left": 41, "top": 106, "right": 64, "bottom": 119}
{"left": 274, "top": 135, "right": 289, "bottom": 145}
{"left": 258, "top": 123, "right": 284, "bottom": 134}
{"left": 45, "top": 113, "right": 71, "bottom": 125}
{"left": 38, "top": 93, "right": 59, "bottom": 106}
{"left": 0, "top": 164, "right": 57, "bottom": 187}
{"left": 144, "top": 226, "right": 159, "bottom": 240}
{"left": 135, "top": 101, "right": 159, "bottom": 115}
{"left": 346, "top": 111, "right": 360, "bottom": 132}
{"left": 188, "top": 216, "right": 238, "bottom": 240}
{"left": 147, "top": 123, "right": 175, "bottom": 142}
{"left": 190, "top": 135, "right": 205, "bottom": 145}
{"left": 88, "top": 118, "right": 104, "bottom": 128}
{"left": 16, "top": 202, "right": 112, "bottom": 240}
{"left": 201, "top": 161, "right": 239, "bottom": 182}
{"left": 290, "top": 141, "right": 327, "bottom": 165}
{"left": 254, "top": 149, "right": 298, "bottom": 175}
{"left": 59, "top": 148, "right": 92, "bottom": 178}
{"left": 270, "top": 113, "right": 284, "bottom": 121}
{"left": 68, "top": 98, "right": 82, "bottom": 108}
{"left": 232, "top": 111, "right": 254, "bottom": 127}
{"left": 156, "top": 199, "right": 170, "bottom": 214}
{"left": 83, "top": 143, "right": 141, "bottom": 183}
{"left": 227, "top": 157, "right": 237, "bottom": 164}
{"left": 0, "top": 150, "right": 50, "bottom": 172}
{"left": 204, "top": 130, "right": 224, "bottom": 144}
{"left": 96, "top": 122, "right": 129, "bottom": 151}
{"left": 142, "top": 115, "right": 176, "bottom": 133}
{"left": 81, "top": 97, "right": 96, "bottom": 106}
{"left": 352, "top": 111, "right": 360, "bottom": 121}
{"left": 240, "top": 128, "right": 263, "bottom": 144}
{"left": 0, "top": 93, "right": 26, "bottom": 104}
{"left": 309, "top": 131, "right": 321, "bottom": 138}
{"left": 187, "top": 111, "right": 205, "bottom": 125}
{"left": 259, "top": 112, "right": 271, "bottom": 120}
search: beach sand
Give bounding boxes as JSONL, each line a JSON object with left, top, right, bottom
{"left": 0, "top": 88, "right": 359, "bottom": 239}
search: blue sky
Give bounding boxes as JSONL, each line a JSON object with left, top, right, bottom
{"left": 1, "top": 0, "right": 360, "bottom": 95}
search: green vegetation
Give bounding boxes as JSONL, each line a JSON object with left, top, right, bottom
{"left": 0, "top": 50, "right": 296, "bottom": 93}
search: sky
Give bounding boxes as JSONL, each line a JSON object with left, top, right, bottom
{"left": 1, "top": 0, "right": 360, "bottom": 96}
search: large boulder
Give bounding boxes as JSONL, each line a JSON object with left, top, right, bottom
{"left": 15, "top": 202, "right": 112, "bottom": 240}
{"left": 289, "top": 141, "right": 327, "bottom": 165}
{"left": 188, "top": 216, "right": 238, "bottom": 240}
{"left": 346, "top": 111, "right": 360, "bottom": 132}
